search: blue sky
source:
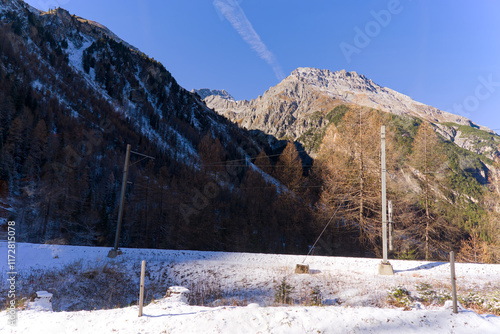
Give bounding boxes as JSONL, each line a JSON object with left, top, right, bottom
{"left": 25, "top": 0, "right": 500, "bottom": 132}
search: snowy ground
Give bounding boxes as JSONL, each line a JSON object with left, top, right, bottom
{"left": 1, "top": 242, "right": 500, "bottom": 333}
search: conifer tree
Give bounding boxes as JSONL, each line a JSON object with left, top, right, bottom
{"left": 408, "top": 121, "right": 451, "bottom": 260}
{"left": 25, "top": 119, "right": 48, "bottom": 177}
{"left": 254, "top": 150, "right": 273, "bottom": 175}
{"left": 198, "top": 133, "right": 226, "bottom": 173}
{"left": 275, "top": 141, "right": 303, "bottom": 190}
{"left": 317, "top": 107, "right": 392, "bottom": 253}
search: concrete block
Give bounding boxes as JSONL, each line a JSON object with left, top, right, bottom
{"left": 295, "top": 264, "right": 310, "bottom": 274}
{"left": 378, "top": 262, "right": 394, "bottom": 275}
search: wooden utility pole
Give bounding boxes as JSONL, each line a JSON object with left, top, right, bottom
{"left": 378, "top": 126, "right": 394, "bottom": 275}
{"left": 108, "top": 144, "right": 131, "bottom": 258}
{"left": 108, "top": 145, "right": 155, "bottom": 258}
{"left": 424, "top": 130, "right": 430, "bottom": 260}
{"left": 138, "top": 260, "right": 146, "bottom": 317}
{"left": 381, "top": 126, "right": 388, "bottom": 263}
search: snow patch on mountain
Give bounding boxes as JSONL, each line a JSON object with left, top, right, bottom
{"left": 67, "top": 39, "right": 93, "bottom": 73}
{"left": 192, "top": 88, "right": 235, "bottom": 101}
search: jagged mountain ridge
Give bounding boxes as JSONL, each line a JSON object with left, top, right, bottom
{"left": 2, "top": 1, "right": 136, "bottom": 49}
{"left": 204, "top": 67, "right": 498, "bottom": 158}
{"left": 288, "top": 68, "right": 482, "bottom": 125}
{"left": 191, "top": 88, "right": 234, "bottom": 101}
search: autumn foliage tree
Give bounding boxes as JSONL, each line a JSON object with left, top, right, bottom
{"left": 198, "top": 133, "right": 227, "bottom": 173}
{"left": 406, "top": 121, "right": 459, "bottom": 260}
{"left": 254, "top": 150, "right": 273, "bottom": 175}
{"left": 274, "top": 141, "right": 304, "bottom": 191}
{"left": 457, "top": 231, "right": 495, "bottom": 263}
{"left": 317, "top": 107, "right": 395, "bottom": 254}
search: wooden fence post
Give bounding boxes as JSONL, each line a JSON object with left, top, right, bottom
{"left": 139, "top": 260, "right": 146, "bottom": 317}
{"left": 450, "top": 251, "right": 458, "bottom": 314}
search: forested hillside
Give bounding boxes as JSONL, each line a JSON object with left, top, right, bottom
{"left": 314, "top": 105, "right": 500, "bottom": 261}
{"left": 0, "top": 1, "right": 316, "bottom": 254}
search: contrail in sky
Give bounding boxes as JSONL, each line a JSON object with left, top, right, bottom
{"left": 213, "top": 0, "right": 285, "bottom": 81}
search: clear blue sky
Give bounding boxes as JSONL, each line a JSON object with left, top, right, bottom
{"left": 25, "top": 0, "right": 500, "bottom": 132}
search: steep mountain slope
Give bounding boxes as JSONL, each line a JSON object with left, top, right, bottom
{"left": 0, "top": 2, "right": 225, "bottom": 161}
{"left": 0, "top": 0, "right": 316, "bottom": 252}
{"left": 204, "top": 67, "right": 500, "bottom": 159}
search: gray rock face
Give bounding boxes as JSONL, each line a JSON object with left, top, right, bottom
{"left": 192, "top": 89, "right": 234, "bottom": 101}
{"left": 435, "top": 123, "right": 500, "bottom": 160}
{"left": 204, "top": 69, "right": 342, "bottom": 140}
{"left": 204, "top": 67, "right": 497, "bottom": 157}
{"left": 37, "top": 7, "right": 137, "bottom": 50}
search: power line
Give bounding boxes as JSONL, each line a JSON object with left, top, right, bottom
{"left": 302, "top": 179, "right": 357, "bottom": 264}
{"left": 200, "top": 149, "right": 311, "bottom": 166}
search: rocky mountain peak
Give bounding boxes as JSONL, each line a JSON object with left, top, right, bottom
{"left": 290, "top": 67, "right": 369, "bottom": 82}
{"left": 273, "top": 67, "right": 491, "bottom": 131}
{"left": 286, "top": 67, "right": 380, "bottom": 96}
{"left": 32, "top": 4, "right": 137, "bottom": 51}
{"left": 192, "top": 88, "right": 234, "bottom": 101}
{"left": 50, "top": 6, "right": 71, "bottom": 18}
{"left": 202, "top": 67, "right": 496, "bottom": 157}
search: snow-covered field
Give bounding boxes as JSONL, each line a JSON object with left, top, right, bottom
{"left": 1, "top": 242, "right": 500, "bottom": 333}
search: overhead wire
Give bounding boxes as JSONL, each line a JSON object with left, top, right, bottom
{"left": 302, "top": 179, "right": 357, "bottom": 264}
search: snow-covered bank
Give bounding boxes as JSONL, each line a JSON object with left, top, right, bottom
{"left": 4, "top": 300, "right": 500, "bottom": 334}
{"left": 1, "top": 242, "right": 500, "bottom": 333}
